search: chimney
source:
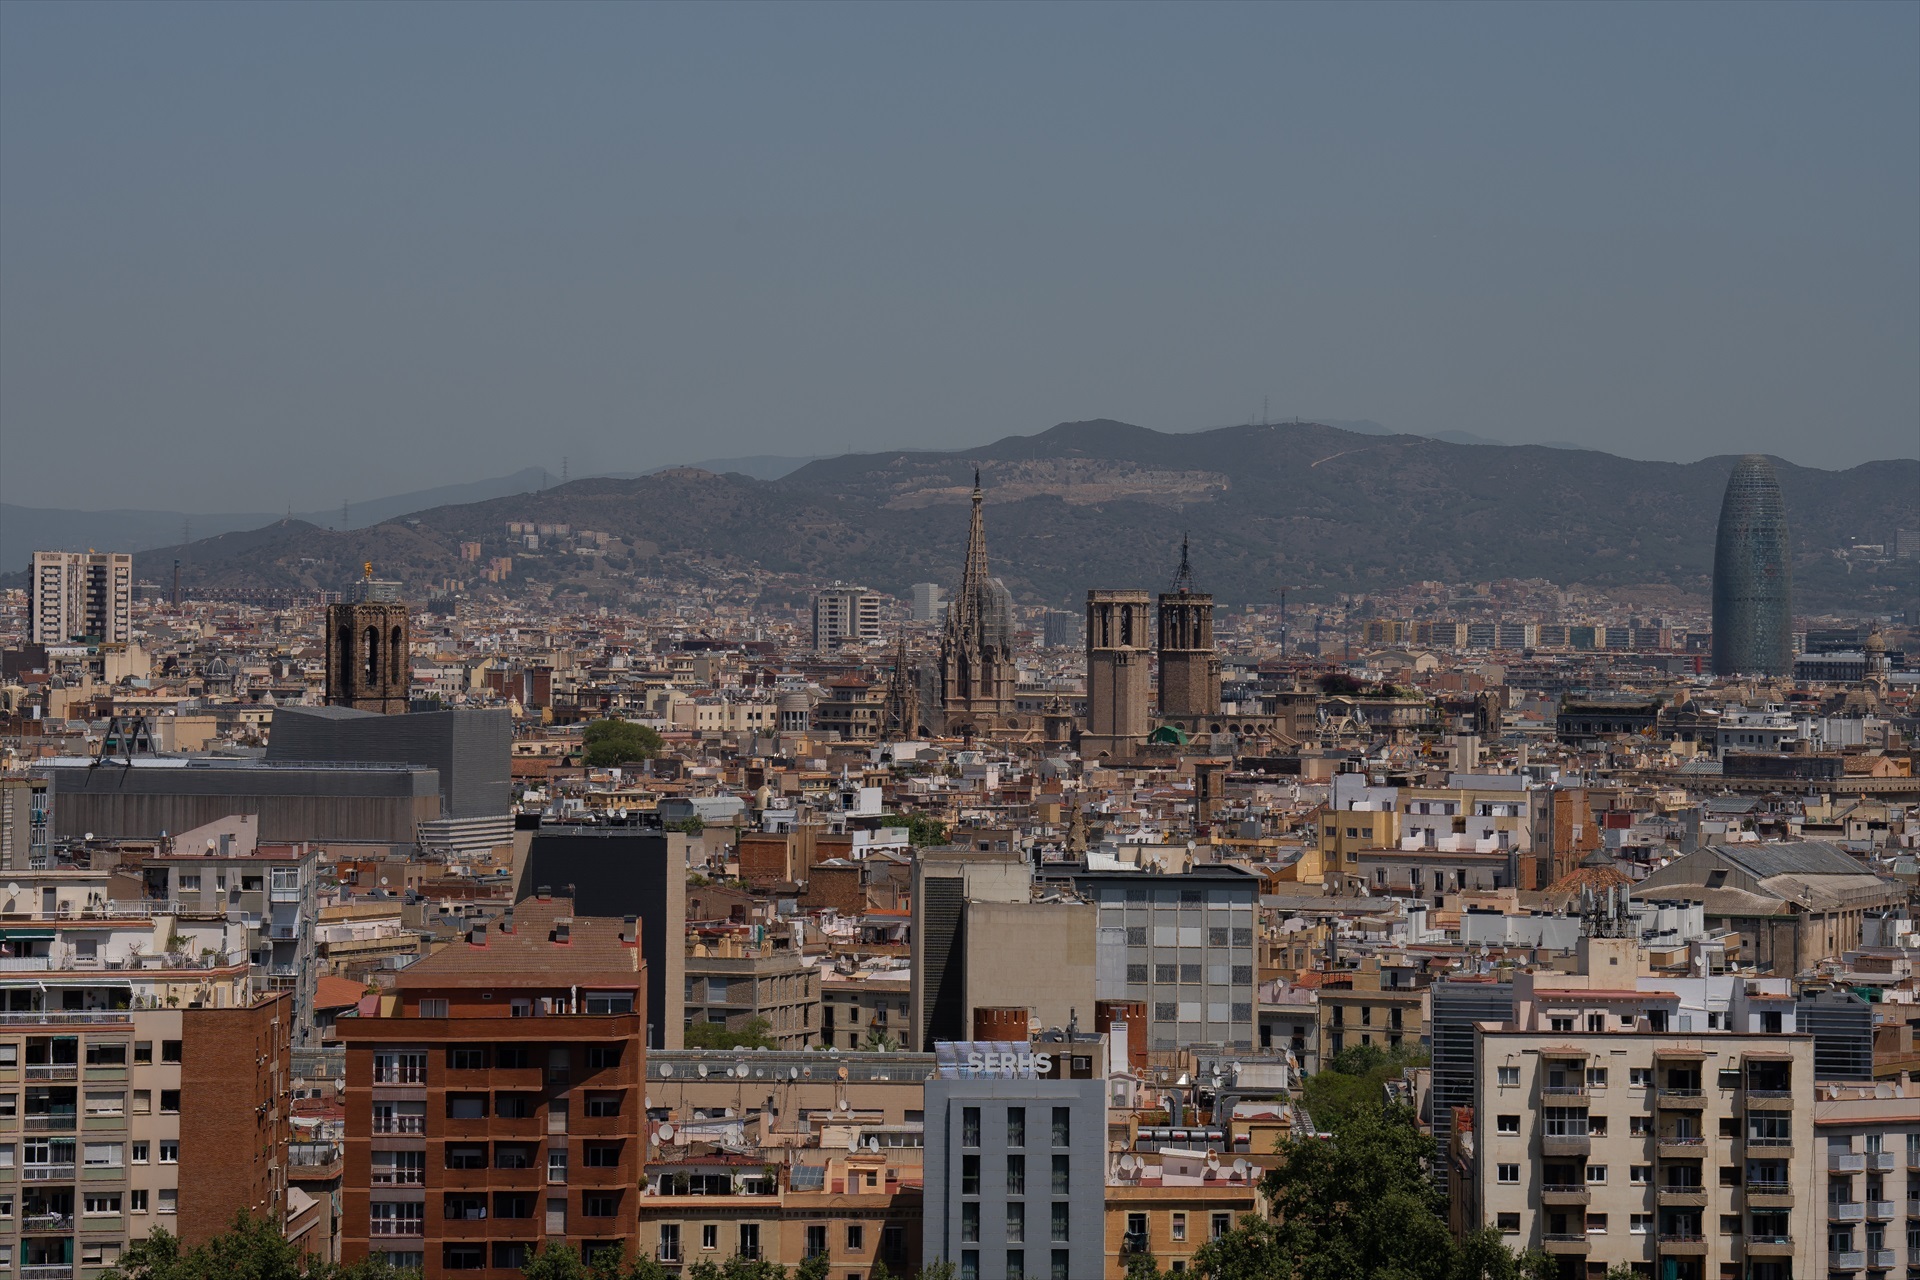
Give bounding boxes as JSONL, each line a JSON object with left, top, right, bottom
{"left": 500, "top": 908, "right": 515, "bottom": 934}
{"left": 537, "top": 885, "right": 552, "bottom": 901}
{"left": 621, "top": 915, "right": 639, "bottom": 946}
{"left": 552, "top": 917, "right": 573, "bottom": 945}
{"left": 467, "top": 922, "right": 486, "bottom": 947}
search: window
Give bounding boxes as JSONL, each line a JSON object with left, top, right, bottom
{"left": 1586, "top": 1214, "right": 1607, "bottom": 1234}
{"left": 372, "top": 1151, "right": 424, "bottom": 1185}
{"left": 157, "top": 1188, "right": 177, "bottom": 1215}
{"left": 739, "top": 1223, "right": 761, "bottom": 1260}
{"left": 584, "top": 1092, "right": 621, "bottom": 1117}
{"left": 1050, "top": 1202, "right": 1069, "bottom": 1243}
{"left": 587, "top": 1045, "right": 623, "bottom": 1069}
{"left": 1629, "top": 1115, "right": 1651, "bottom": 1137}
{"left": 443, "top": 1245, "right": 485, "bottom": 1271}
{"left": 1630, "top": 1068, "right": 1652, "bottom": 1088}
{"left": 448, "top": 1047, "right": 487, "bottom": 1070}
{"left": 132, "top": 1142, "right": 148, "bottom": 1164}
{"left": 1496, "top": 1066, "right": 1519, "bottom": 1087}
{"left": 1587, "top": 1165, "right": 1607, "bottom": 1184}
{"left": 963, "top": 1107, "right": 981, "bottom": 1147}
{"left": 1171, "top": 1211, "right": 1187, "bottom": 1242}
{"left": 130, "top": 1189, "right": 148, "bottom": 1213}
{"left": 1125, "top": 964, "right": 1149, "bottom": 984}
{"left": 83, "top": 1142, "right": 123, "bottom": 1167}
{"left": 83, "top": 1193, "right": 121, "bottom": 1215}
{"left": 85, "top": 1091, "right": 123, "bottom": 1116}
{"left": 1051, "top": 1154, "right": 1070, "bottom": 1195}
{"left": 492, "top": 1245, "right": 528, "bottom": 1271}
{"left": 1051, "top": 1107, "right": 1070, "bottom": 1147}
{"left": 1630, "top": 1165, "right": 1651, "bottom": 1185}
{"left": 447, "top": 1094, "right": 487, "bottom": 1120}
{"left": 372, "top": 1101, "right": 424, "bottom": 1134}
{"left": 1005, "top": 1250, "right": 1024, "bottom": 1280}
{"left": 1007, "top": 1153, "right": 1025, "bottom": 1194}
{"left": 1630, "top": 1213, "right": 1651, "bottom": 1235}
{"left": 1496, "top": 1213, "right": 1520, "bottom": 1233}
{"left": 1007, "top": 1107, "right": 1026, "bottom": 1148}
{"left": 160, "top": 1040, "right": 182, "bottom": 1064}
{"left": 497, "top": 1047, "right": 530, "bottom": 1069}
{"left": 545, "top": 1147, "right": 568, "bottom": 1181}
{"left": 159, "top": 1141, "right": 178, "bottom": 1164}
{"left": 1211, "top": 1212, "right": 1231, "bottom": 1240}
{"left": 372, "top": 1052, "right": 426, "bottom": 1084}
{"left": 160, "top": 1089, "right": 180, "bottom": 1114}
{"left": 1496, "top": 1164, "right": 1520, "bottom": 1183}
{"left": 0, "top": 1045, "right": 12, "bottom": 1067}
{"left": 85, "top": 1042, "right": 127, "bottom": 1066}
{"left": 1007, "top": 1202, "right": 1025, "bottom": 1243}
{"left": 131, "top": 1090, "right": 150, "bottom": 1115}
{"left": 419, "top": 998, "right": 449, "bottom": 1018}
{"left": 1549, "top": 1017, "right": 1574, "bottom": 1032}
{"left": 1586, "top": 1067, "right": 1607, "bottom": 1088}
{"left": 446, "top": 1145, "right": 486, "bottom": 1170}
{"left": 583, "top": 1144, "right": 620, "bottom": 1168}
{"left": 369, "top": 1203, "right": 424, "bottom": 1236}
{"left": 1496, "top": 1115, "right": 1519, "bottom": 1135}
{"left": 496, "top": 1094, "right": 535, "bottom": 1118}
{"left": 582, "top": 1193, "right": 618, "bottom": 1217}
{"left": 846, "top": 1225, "right": 864, "bottom": 1253}
{"left": 658, "top": 1225, "right": 682, "bottom": 1264}
{"left": 178, "top": 874, "right": 200, "bottom": 891}
{"left": 962, "top": 1202, "right": 980, "bottom": 1243}
{"left": 961, "top": 1154, "right": 980, "bottom": 1195}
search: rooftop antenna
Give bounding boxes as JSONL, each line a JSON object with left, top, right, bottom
{"left": 562, "top": 456, "right": 570, "bottom": 483}
{"left": 1262, "top": 395, "right": 1269, "bottom": 427}
{"left": 342, "top": 499, "right": 350, "bottom": 529}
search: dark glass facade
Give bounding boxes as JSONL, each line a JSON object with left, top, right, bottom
{"left": 1711, "top": 454, "right": 1793, "bottom": 676}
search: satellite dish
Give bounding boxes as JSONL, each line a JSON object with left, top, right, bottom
{"left": 697, "top": 1065, "right": 708, "bottom": 1078}
{"left": 837, "top": 1067, "right": 849, "bottom": 1081}
{"left": 839, "top": 1100, "right": 850, "bottom": 1110}
{"left": 658, "top": 1064, "right": 673, "bottom": 1077}
{"left": 789, "top": 1067, "right": 799, "bottom": 1080}
{"left": 379, "top": 877, "right": 389, "bottom": 886}
{"left": 5, "top": 883, "right": 18, "bottom": 898}
{"left": 657, "top": 1123, "right": 675, "bottom": 1143}
{"left": 868, "top": 1136, "right": 881, "bottom": 1151}
{"left": 734, "top": 1061, "right": 748, "bottom": 1078}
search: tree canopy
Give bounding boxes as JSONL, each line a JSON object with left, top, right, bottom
{"left": 581, "top": 717, "right": 663, "bottom": 767}
{"left": 683, "top": 1015, "right": 779, "bottom": 1051}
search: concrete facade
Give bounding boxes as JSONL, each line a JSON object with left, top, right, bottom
{"left": 1079, "top": 868, "right": 1260, "bottom": 1054}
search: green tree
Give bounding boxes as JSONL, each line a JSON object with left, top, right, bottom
{"left": 1301, "top": 1042, "right": 1428, "bottom": 1131}
{"left": 582, "top": 717, "right": 663, "bottom": 767}
{"left": 1123, "top": 1248, "right": 1171, "bottom": 1280}
{"left": 862, "top": 1025, "right": 901, "bottom": 1052}
{"left": 795, "top": 1255, "right": 833, "bottom": 1280}
{"left": 522, "top": 1245, "right": 590, "bottom": 1280}
{"left": 685, "top": 1258, "right": 791, "bottom": 1280}
{"left": 683, "top": 1015, "right": 779, "bottom": 1050}
{"left": 879, "top": 812, "right": 948, "bottom": 847}
{"left": 108, "top": 1213, "right": 422, "bottom": 1280}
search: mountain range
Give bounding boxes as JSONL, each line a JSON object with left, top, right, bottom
{"left": 6, "top": 421, "right": 1914, "bottom": 614}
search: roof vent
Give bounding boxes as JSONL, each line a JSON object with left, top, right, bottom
{"left": 621, "top": 914, "right": 639, "bottom": 946}
{"left": 552, "top": 917, "right": 573, "bottom": 945}
{"left": 537, "top": 885, "right": 552, "bottom": 900}
{"left": 467, "top": 922, "right": 487, "bottom": 947}
{"left": 499, "top": 908, "right": 515, "bottom": 934}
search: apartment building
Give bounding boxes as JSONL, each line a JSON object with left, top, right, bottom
{"left": 923, "top": 1067, "right": 1108, "bottom": 1280}
{"left": 1080, "top": 867, "right": 1261, "bottom": 1054}
{"left": 0, "top": 777, "right": 52, "bottom": 874}
{"left": 1316, "top": 955, "right": 1429, "bottom": 1062}
{"left": 0, "top": 972, "right": 284, "bottom": 1278}
{"left": 683, "top": 941, "right": 820, "bottom": 1050}
{"left": 336, "top": 897, "right": 646, "bottom": 1277}
{"left": 1812, "top": 1079, "right": 1920, "bottom": 1278}
{"left": 28, "top": 552, "right": 132, "bottom": 646}
{"left": 813, "top": 589, "right": 884, "bottom": 650}
{"left": 1461, "top": 944, "right": 1820, "bottom": 1279}
{"left": 1105, "top": 1148, "right": 1264, "bottom": 1279}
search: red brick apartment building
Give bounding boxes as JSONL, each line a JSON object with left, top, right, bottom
{"left": 337, "top": 896, "right": 646, "bottom": 1276}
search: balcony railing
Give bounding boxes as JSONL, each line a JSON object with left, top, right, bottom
{"left": 0, "top": 1013, "right": 131, "bottom": 1027}
{"left": 24, "top": 1114, "right": 77, "bottom": 1131}
{"left": 22, "top": 1164, "right": 76, "bottom": 1182}
{"left": 1866, "top": 1152, "right": 1898, "bottom": 1172}
{"left": 24, "top": 1066, "right": 77, "bottom": 1081}
{"left": 1830, "top": 1249, "right": 1865, "bottom": 1269}
{"left": 368, "top": 1219, "right": 425, "bottom": 1236}
{"left": 1868, "top": 1248, "right": 1896, "bottom": 1268}
{"left": 1828, "top": 1201, "right": 1865, "bottom": 1222}
{"left": 1829, "top": 1151, "right": 1867, "bottom": 1172}
{"left": 371, "top": 1117, "right": 425, "bottom": 1135}
{"left": 21, "top": 1266, "right": 74, "bottom": 1280}
{"left": 1866, "top": 1199, "right": 1895, "bottom": 1219}
{"left": 22, "top": 1212, "right": 74, "bottom": 1232}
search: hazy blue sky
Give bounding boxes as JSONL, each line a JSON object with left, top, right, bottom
{"left": 2, "top": 1, "right": 1915, "bottom": 512}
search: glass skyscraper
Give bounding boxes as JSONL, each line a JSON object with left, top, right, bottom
{"left": 1711, "top": 454, "right": 1793, "bottom": 676}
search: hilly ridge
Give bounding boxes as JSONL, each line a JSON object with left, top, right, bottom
{"left": 21, "top": 421, "right": 1913, "bottom": 615}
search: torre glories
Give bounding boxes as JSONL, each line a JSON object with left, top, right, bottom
{"left": 1711, "top": 454, "right": 1793, "bottom": 677}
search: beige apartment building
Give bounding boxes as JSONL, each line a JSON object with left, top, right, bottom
{"left": 1463, "top": 946, "right": 1818, "bottom": 1280}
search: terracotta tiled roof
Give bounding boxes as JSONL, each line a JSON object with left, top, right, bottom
{"left": 394, "top": 896, "right": 642, "bottom": 989}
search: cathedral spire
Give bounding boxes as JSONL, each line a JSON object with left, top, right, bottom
{"left": 1170, "top": 531, "right": 1195, "bottom": 595}
{"left": 959, "top": 468, "right": 990, "bottom": 607}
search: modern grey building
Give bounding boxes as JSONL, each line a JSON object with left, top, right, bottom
{"left": 1429, "top": 979, "right": 1515, "bottom": 1196}
{"left": 1711, "top": 453, "right": 1794, "bottom": 677}
{"left": 1799, "top": 988, "right": 1874, "bottom": 1081}
{"left": 267, "top": 705, "right": 513, "bottom": 852}
{"left": 1077, "top": 867, "right": 1260, "bottom": 1053}
{"left": 923, "top": 1068, "right": 1106, "bottom": 1280}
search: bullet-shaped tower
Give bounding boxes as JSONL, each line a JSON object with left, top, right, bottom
{"left": 1711, "top": 455, "right": 1793, "bottom": 677}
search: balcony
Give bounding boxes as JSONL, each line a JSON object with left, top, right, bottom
{"left": 1540, "top": 1083, "right": 1589, "bottom": 1102}
{"left": 1868, "top": 1248, "right": 1896, "bottom": 1268}
{"left": 1741, "top": 1087, "right": 1793, "bottom": 1108}
{"left": 1866, "top": 1152, "right": 1898, "bottom": 1173}
{"left": 22, "top": 1164, "right": 75, "bottom": 1182}
{"left": 1746, "top": 1182, "right": 1793, "bottom": 1208}
{"left": 1656, "top": 1186, "right": 1708, "bottom": 1208}
{"left": 1540, "top": 1132, "right": 1591, "bottom": 1158}
{"left": 24, "top": 1066, "right": 77, "bottom": 1082}
{"left": 1829, "top": 1201, "right": 1865, "bottom": 1223}
{"left": 270, "top": 887, "right": 302, "bottom": 904}
{"left": 1866, "top": 1199, "right": 1896, "bottom": 1220}
{"left": 1540, "top": 1234, "right": 1590, "bottom": 1255}
{"left": 1830, "top": 1151, "right": 1868, "bottom": 1173}
{"left": 1745, "top": 1134, "right": 1793, "bottom": 1152}
{"left": 22, "top": 1212, "right": 74, "bottom": 1232}
{"left": 1830, "top": 1250, "right": 1866, "bottom": 1269}
{"left": 24, "top": 1114, "right": 76, "bottom": 1132}
{"left": 1657, "top": 1234, "right": 1709, "bottom": 1255}
{"left": 1540, "top": 1185, "right": 1590, "bottom": 1206}
{"left": 21, "top": 1267, "right": 74, "bottom": 1280}
{"left": 1656, "top": 1089, "right": 1706, "bottom": 1110}
{"left": 1745, "top": 1234, "right": 1794, "bottom": 1256}
{"left": 1656, "top": 1136, "right": 1708, "bottom": 1159}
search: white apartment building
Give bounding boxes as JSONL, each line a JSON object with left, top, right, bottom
{"left": 813, "top": 587, "right": 884, "bottom": 649}
{"left": 1463, "top": 938, "right": 1819, "bottom": 1280}
{"left": 29, "top": 552, "right": 133, "bottom": 646}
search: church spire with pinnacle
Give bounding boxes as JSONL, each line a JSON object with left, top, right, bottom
{"left": 1170, "top": 531, "right": 1195, "bottom": 595}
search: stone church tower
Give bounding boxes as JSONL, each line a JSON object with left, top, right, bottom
{"left": 1157, "top": 535, "right": 1220, "bottom": 719}
{"left": 937, "top": 471, "right": 1017, "bottom": 734}
{"left": 325, "top": 571, "right": 410, "bottom": 714}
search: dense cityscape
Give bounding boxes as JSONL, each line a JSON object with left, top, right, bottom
{"left": 0, "top": 450, "right": 1913, "bottom": 1280}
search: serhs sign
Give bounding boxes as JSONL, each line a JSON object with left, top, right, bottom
{"left": 934, "top": 1040, "right": 1054, "bottom": 1079}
